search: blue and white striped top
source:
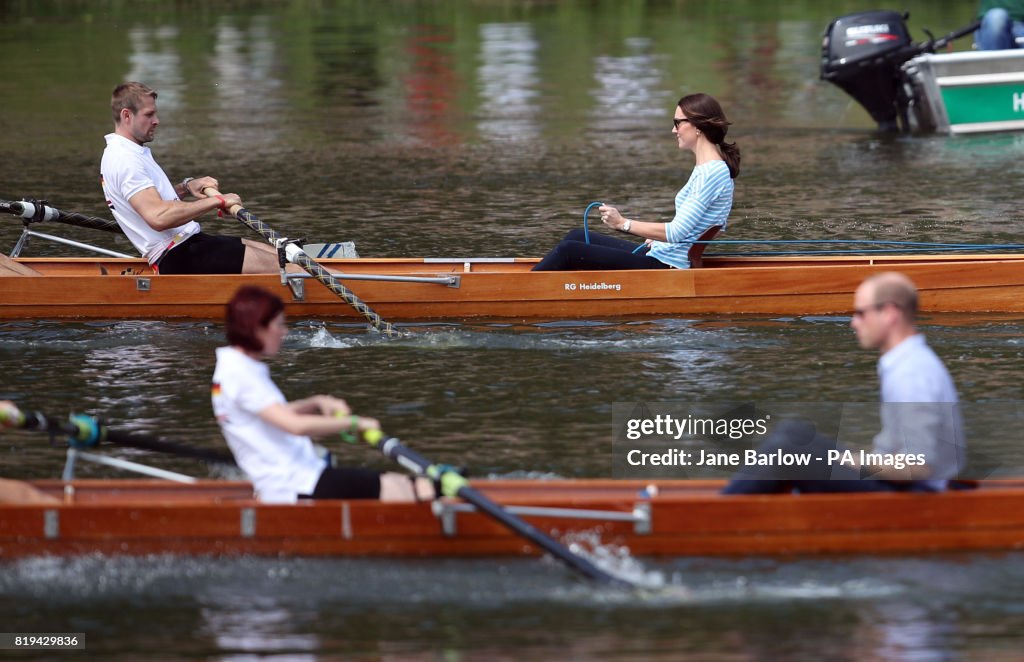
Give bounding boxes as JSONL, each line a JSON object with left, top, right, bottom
{"left": 647, "top": 159, "right": 734, "bottom": 269}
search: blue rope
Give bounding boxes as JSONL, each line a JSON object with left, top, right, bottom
{"left": 582, "top": 201, "right": 603, "bottom": 244}
{"left": 578, "top": 204, "right": 1024, "bottom": 256}
{"left": 707, "top": 246, "right": 1024, "bottom": 256}
{"left": 693, "top": 239, "right": 1024, "bottom": 248}
{"left": 651, "top": 237, "right": 1024, "bottom": 258}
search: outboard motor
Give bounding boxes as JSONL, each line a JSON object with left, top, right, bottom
{"left": 821, "top": 10, "right": 916, "bottom": 132}
{"left": 821, "top": 11, "right": 983, "bottom": 133}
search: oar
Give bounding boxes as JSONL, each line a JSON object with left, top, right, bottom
{"left": 202, "top": 188, "right": 400, "bottom": 337}
{"left": 1, "top": 198, "right": 125, "bottom": 234}
{"left": 355, "top": 427, "right": 634, "bottom": 588}
{"left": 0, "top": 408, "right": 236, "bottom": 465}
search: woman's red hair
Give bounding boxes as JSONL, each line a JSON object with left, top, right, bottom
{"left": 226, "top": 286, "right": 285, "bottom": 352}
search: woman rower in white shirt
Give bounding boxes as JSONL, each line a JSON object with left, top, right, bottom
{"left": 211, "top": 285, "right": 432, "bottom": 504}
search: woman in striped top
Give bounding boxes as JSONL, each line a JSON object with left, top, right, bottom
{"left": 532, "top": 93, "right": 740, "bottom": 271}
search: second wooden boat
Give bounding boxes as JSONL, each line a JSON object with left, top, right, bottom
{"left": 4, "top": 478, "right": 1023, "bottom": 560}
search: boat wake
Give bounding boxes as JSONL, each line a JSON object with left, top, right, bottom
{"left": 7, "top": 551, "right": 1016, "bottom": 609}
{"left": 295, "top": 318, "right": 787, "bottom": 354}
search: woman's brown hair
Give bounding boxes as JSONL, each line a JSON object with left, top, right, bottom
{"left": 678, "top": 93, "right": 740, "bottom": 179}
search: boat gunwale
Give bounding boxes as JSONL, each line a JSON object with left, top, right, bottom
{"left": 13, "top": 477, "right": 1024, "bottom": 507}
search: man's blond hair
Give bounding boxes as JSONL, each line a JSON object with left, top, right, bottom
{"left": 111, "top": 82, "right": 157, "bottom": 124}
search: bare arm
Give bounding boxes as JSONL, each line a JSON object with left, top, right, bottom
{"left": 287, "top": 395, "right": 350, "bottom": 417}
{"left": 599, "top": 205, "right": 668, "bottom": 241}
{"left": 129, "top": 185, "right": 241, "bottom": 232}
{"left": 257, "top": 401, "right": 380, "bottom": 439}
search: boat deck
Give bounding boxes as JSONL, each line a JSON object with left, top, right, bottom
{"left": 9, "top": 252, "right": 1024, "bottom": 277}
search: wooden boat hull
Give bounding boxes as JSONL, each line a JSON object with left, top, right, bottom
{"left": 4, "top": 479, "right": 1024, "bottom": 559}
{"left": 5, "top": 254, "right": 1024, "bottom": 320}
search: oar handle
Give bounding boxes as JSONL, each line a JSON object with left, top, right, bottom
{"left": 0, "top": 403, "right": 28, "bottom": 429}
{"left": 199, "top": 187, "right": 244, "bottom": 217}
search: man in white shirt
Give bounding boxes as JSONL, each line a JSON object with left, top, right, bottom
{"left": 100, "top": 82, "right": 280, "bottom": 274}
{"left": 724, "top": 272, "right": 966, "bottom": 493}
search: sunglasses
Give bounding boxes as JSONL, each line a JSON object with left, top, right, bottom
{"left": 673, "top": 117, "right": 690, "bottom": 129}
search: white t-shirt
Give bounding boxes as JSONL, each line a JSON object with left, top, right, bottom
{"left": 100, "top": 133, "right": 200, "bottom": 264}
{"left": 211, "top": 346, "right": 325, "bottom": 503}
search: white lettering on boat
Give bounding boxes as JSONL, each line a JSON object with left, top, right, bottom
{"left": 565, "top": 281, "right": 622, "bottom": 292}
{"left": 1014, "top": 92, "right": 1024, "bottom": 113}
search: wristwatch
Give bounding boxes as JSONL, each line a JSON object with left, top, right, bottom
{"left": 622, "top": 219, "right": 632, "bottom": 233}
{"left": 180, "top": 177, "right": 195, "bottom": 195}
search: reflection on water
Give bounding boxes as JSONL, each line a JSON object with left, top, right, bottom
{"left": 477, "top": 22, "right": 539, "bottom": 141}
{"left": 211, "top": 15, "right": 283, "bottom": 148}
{"left": 404, "top": 25, "right": 462, "bottom": 147}
{"left": 126, "top": 25, "right": 183, "bottom": 117}
{"left": 201, "top": 600, "right": 320, "bottom": 659}
{"left": 591, "top": 37, "right": 671, "bottom": 131}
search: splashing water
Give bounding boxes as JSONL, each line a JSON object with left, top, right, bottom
{"left": 561, "top": 530, "right": 673, "bottom": 591}
{"left": 305, "top": 325, "right": 354, "bottom": 349}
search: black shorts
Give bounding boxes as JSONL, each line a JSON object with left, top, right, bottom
{"left": 301, "top": 466, "right": 382, "bottom": 500}
{"left": 156, "top": 232, "right": 246, "bottom": 275}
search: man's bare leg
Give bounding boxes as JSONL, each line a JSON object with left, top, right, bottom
{"left": 240, "top": 239, "right": 307, "bottom": 274}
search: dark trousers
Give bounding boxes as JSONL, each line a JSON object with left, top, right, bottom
{"left": 532, "top": 229, "right": 669, "bottom": 271}
{"left": 300, "top": 466, "right": 381, "bottom": 500}
{"left": 721, "top": 420, "right": 933, "bottom": 495}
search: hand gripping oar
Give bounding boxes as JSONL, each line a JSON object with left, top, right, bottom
{"left": 202, "top": 188, "right": 399, "bottom": 337}
{"left": 356, "top": 427, "right": 634, "bottom": 588}
{"left": 1, "top": 198, "right": 125, "bottom": 234}
{"left": 0, "top": 408, "right": 236, "bottom": 465}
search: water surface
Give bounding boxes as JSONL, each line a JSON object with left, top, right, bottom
{"left": 2, "top": 1, "right": 1023, "bottom": 659}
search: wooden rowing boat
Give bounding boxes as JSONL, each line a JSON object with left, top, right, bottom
{"left": 4, "top": 478, "right": 1024, "bottom": 559}
{"left": 5, "top": 253, "right": 1024, "bottom": 320}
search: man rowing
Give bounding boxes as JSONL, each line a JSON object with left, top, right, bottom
{"left": 724, "top": 272, "right": 966, "bottom": 493}
{"left": 100, "top": 82, "right": 280, "bottom": 274}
